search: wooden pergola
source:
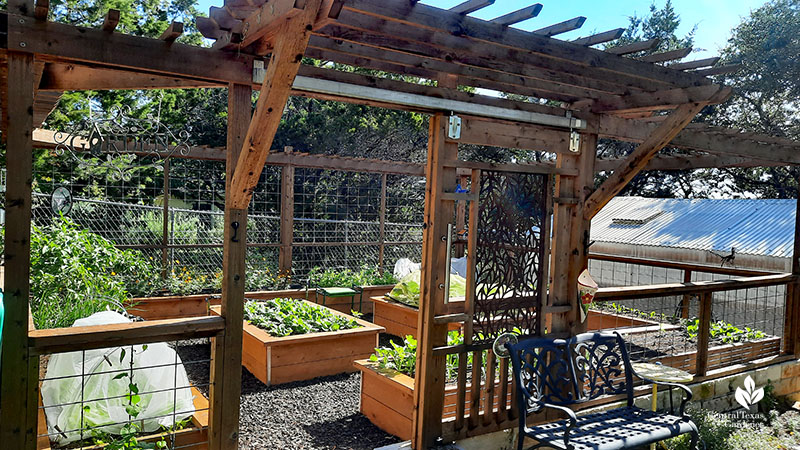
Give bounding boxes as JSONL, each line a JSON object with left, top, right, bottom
{"left": 3, "top": 0, "right": 800, "bottom": 449}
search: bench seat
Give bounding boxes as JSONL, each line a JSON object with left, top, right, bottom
{"left": 525, "top": 406, "right": 695, "bottom": 450}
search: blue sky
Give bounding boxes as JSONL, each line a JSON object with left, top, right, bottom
{"left": 196, "top": 0, "right": 768, "bottom": 59}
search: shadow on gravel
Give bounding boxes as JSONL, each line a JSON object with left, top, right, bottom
{"left": 302, "top": 412, "right": 401, "bottom": 450}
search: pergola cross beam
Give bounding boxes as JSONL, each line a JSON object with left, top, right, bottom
{"left": 584, "top": 86, "right": 731, "bottom": 219}
{"left": 228, "top": 0, "right": 323, "bottom": 209}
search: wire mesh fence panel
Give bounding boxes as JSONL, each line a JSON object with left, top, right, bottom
{"left": 37, "top": 337, "right": 212, "bottom": 450}
{"left": 592, "top": 282, "right": 787, "bottom": 375}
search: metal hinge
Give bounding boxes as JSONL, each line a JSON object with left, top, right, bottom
{"left": 447, "top": 114, "right": 462, "bottom": 140}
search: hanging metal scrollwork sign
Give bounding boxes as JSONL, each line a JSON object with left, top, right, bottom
{"left": 53, "top": 106, "right": 191, "bottom": 181}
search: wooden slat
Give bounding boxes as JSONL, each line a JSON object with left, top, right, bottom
{"left": 589, "top": 84, "right": 726, "bottom": 114}
{"left": 449, "top": 0, "right": 494, "bottom": 15}
{"left": 38, "top": 63, "right": 219, "bottom": 91}
{"left": 695, "top": 292, "right": 712, "bottom": 376}
{"left": 572, "top": 28, "right": 624, "bottom": 46}
{"left": 210, "top": 6, "right": 241, "bottom": 31}
{"left": 588, "top": 253, "right": 775, "bottom": 277}
{"left": 337, "top": 0, "right": 712, "bottom": 89}
{"left": 196, "top": 16, "right": 225, "bottom": 40}
{"left": 605, "top": 38, "right": 660, "bottom": 55}
{"left": 695, "top": 64, "right": 743, "bottom": 76}
{"left": 669, "top": 57, "right": 720, "bottom": 71}
{"left": 482, "top": 350, "right": 496, "bottom": 426}
{"left": 468, "top": 350, "right": 482, "bottom": 429}
{"left": 229, "top": 0, "right": 323, "bottom": 209}
{"left": 0, "top": 51, "right": 36, "bottom": 450}
{"left": 454, "top": 351, "right": 468, "bottom": 431}
{"left": 28, "top": 316, "right": 226, "bottom": 355}
{"left": 160, "top": 21, "right": 184, "bottom": 42}
{"left": 316, "top": 18, "right": 625, "bottom": 101}
{"left": 532, "top": 16, "right": 586, "bottom": 37}
{"left": 639, "top": 46, "right": 693, "bottom": 63}
{"left": 498, "top": 358, "right": 509, "bottom": 422}
{"left": 238, "top": 0, "right": 306, "bottom": 49}
{"left": 599, "top": 115, "right": 800, "bottom": 165}
{"left": 584, "top": 99, "right": 716, "bottom": 219}
{"left": 594, "top": 273, "right": 795, "bottom": 301}
{"left": 34, "top": 0, "right": 48, "bottom": 20}
{"left": 102, "top": 9, "right": 120, "bottom": 32}
{"left": 489, "top": 4, "right": 542, "bottom": 26}
{"left": 279, "top": 150, "right": 295, "bottom": 275}
{"left": 7, "top": 13, "right": 256, "bottom": 86}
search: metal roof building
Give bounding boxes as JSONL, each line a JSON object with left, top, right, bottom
{"left": 591, "top": 197, "right": 797, "bottom": 271}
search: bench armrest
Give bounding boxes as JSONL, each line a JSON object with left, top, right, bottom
{"left": 538, "top": 402, "right": 578, "bottom": 449}
{"left": 630, "top": 368, "right": 693, "bottom": 416}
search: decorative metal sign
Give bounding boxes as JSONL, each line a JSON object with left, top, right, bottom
{"left": 53, "top": 106, "right": 191, "bottom": 180}
{"left": 473, "top": 170, "right": 549, "bottom": 343}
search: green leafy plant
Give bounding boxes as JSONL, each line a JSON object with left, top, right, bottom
{"left": 29, "top": 216, "right": 160, "bottom": 329}
{"left": 685, "top": 318, "right": 766, "bottom": 344}
{"left": 307, "top": 265, "right": 397, "bottom": 288}
{"left": 370, "top": 335, "right": 419, "bottom": 376}
{"left": 243, "top": 298, "right": 361, "bottom": 337}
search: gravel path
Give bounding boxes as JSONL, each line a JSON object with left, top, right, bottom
{"left": 176, "top": 341, "right": 402, "bottom": 450}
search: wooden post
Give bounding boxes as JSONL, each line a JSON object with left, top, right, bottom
{"left": 8, "top": 0, "right": 34, "bottom": 16}
{"left": 413, "top": 113, "right": 458, "bottom": 449}
{"left": 279, "top": 147, "right": 295, "bottom": 277}
{"left": 0, "top": 51, "right": 37, "bottom": 450}
{"left": 209, "top": 83, "right": 250, "bottom": 450}
{"left": 680, "top": 269, "right": 692, "bottom": 319}
{"left": 378, "top": 172, "right": 387, "bottom": 271}
{"left": 549, "top": 132, "right": 598, "bottom": 336}
{"left": 695, "top": 291, "right": 712, "bottom": 376}
{"left": 783, "top": 183, "right": 800, "bottom": 355}
{"left": 161, "top": 158, "right": 170, "bottom": 279}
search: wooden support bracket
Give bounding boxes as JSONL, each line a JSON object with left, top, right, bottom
{"left": 584, "top": 88, "right": 731, "bottom": 220}
{"left": 229, "top": 0, "right": 323, "bottom": 209}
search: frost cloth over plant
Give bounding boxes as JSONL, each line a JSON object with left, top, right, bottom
{"left": 243, "top": 298, "right": 361, "bottom": 337}
{"left": 41, "top": 311, "right": 195, "bottom": 445}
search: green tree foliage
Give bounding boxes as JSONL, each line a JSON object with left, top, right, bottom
{"left": 695, "top": 0, "right": 800, "bottom": 198}
{"left": 595, "top": 1, "right": 701, "bottom": 198}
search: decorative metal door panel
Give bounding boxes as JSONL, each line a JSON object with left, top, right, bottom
{"left": 473, "top": 170, "right": 549, "bottom": 342}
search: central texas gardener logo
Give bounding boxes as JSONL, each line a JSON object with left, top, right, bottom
{"left": 734, "top": 375, "right": 764, "bottom": 410}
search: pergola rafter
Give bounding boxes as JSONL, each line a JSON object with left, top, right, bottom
{"left": 1, "top": 1, "right": 799, "bottom": 450}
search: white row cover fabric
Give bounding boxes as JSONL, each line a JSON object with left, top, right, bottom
{"left": 41, "top": 311, "right": 196, "bottom": 444}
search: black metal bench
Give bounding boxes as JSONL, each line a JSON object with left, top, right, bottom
{"left": 506, "top": 331, "right": 699, "bottom": 450}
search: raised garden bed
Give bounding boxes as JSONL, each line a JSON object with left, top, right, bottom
{"left": 355, "top": 359, "right": 511, "bottom": 441}
{"left": 127, "top": 284, "right": 394, "bottom": 321}
{"left": 371, "top": 295, "right": 659, "bottom": 339}
{"left": 37, "top": 386, "right": 209, "bottom": 450}
{"left": 211, "top": 299, "right": 384, "bottom": 386}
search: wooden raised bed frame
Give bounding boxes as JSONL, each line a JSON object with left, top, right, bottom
{"left": 356, "top": 359, "right": 513, "bottom": 441}
{"left": 371, "top": 295, "right": 663, "bottom": 339}
{"left": 37, "top": 387, "right": 209, "bottom": 450}
{"left": 127, "top": 285, "right": 394, "bottom": 321}
{"left": 211, "top": 300, "right": 384, "bottom": 386}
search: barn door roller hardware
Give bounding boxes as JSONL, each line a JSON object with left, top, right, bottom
{"left": 567, "top": 111, "right": 582, "bottom": 153}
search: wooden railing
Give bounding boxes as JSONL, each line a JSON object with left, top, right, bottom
{"left": 594, "top": 273, "right": 795, "bottom": 376}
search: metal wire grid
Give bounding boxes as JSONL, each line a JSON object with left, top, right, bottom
{"left": 37, "top": 339, "right": 211, "bottom": 450}
{"left": 30, "top": 159, "right": 425, "bottom": 284}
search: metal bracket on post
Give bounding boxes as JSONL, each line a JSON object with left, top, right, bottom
{"left": 253, "top": 60, "right": 266, "bottom": 84}
{"left": 567, "top": 111, "right": 581, "bottom": 153}
{"left": 447, "top": 114, "right": 462, "bottom": 140}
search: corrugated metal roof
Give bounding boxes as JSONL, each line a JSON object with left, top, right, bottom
{"left": 591, "top": 197, "right": 797, "bottom": 258}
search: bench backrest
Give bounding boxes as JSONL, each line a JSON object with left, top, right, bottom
{"left": 506, "top": 331, "right": 634, "bottom": 413}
